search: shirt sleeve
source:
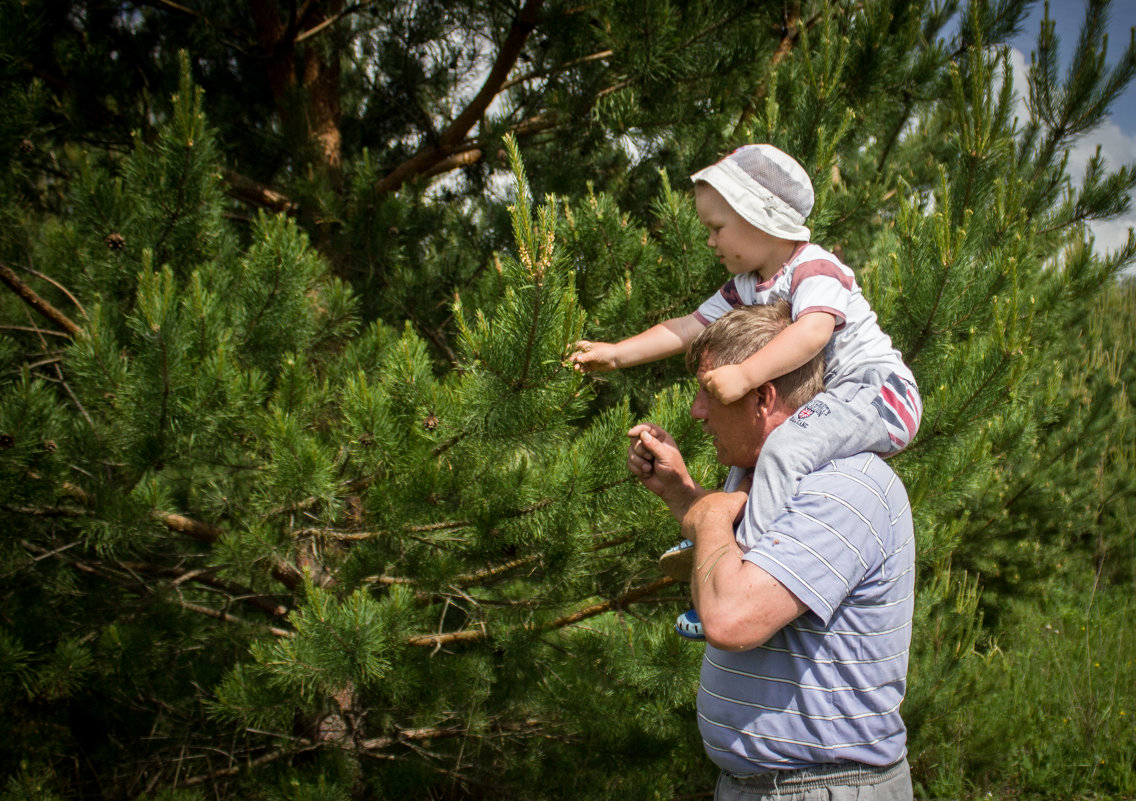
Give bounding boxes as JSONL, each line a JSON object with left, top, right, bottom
{"left": 788, "top": 259, "right": 855, "bottom": 329}
{"left": 693, "top": 278, "right": 744, "bottom": 325}
{"left": 739, "top": 471, "right": 881, "bottom": 625}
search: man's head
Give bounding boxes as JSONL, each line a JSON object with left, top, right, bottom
{"left": 686, "top": 301, "right": 825, "bottom": 468}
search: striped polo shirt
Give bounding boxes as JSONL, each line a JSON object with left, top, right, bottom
{"left": 698, "top": 453, "right": 915, "bottom": 773}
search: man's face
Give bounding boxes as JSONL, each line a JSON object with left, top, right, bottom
{"left": 691, "top": 353, "right": 765, "bottom": 468}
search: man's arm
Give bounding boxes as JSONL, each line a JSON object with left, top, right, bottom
{"left": 683, "top": 492, "right": 807, "bottom": 651}
{"left": 702, "top": 311, "right": 835, "bottom": 404}
{"left": 573, "top": 314, "right": 704, "bottom": 372}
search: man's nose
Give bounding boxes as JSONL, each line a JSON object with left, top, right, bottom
{"left": 691, "top": 391, "right": 708, "bottom": 419}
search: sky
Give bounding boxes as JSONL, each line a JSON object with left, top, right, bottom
{"left": 1007, "top": 0, "right": 1136, "bottom": 255}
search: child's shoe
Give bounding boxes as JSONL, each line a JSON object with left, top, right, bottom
{"left": 659, "top": 538, "right": 694, "bottom": 581}
{"left": 674, "top": 608, "right": 705, "bottom": 640}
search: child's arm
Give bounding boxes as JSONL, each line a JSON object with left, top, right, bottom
{"left": 572, "top": 313, "right": 704, "bottom": 372}
{"left": 704, "top": 311, "right": 835, "bottom": 404}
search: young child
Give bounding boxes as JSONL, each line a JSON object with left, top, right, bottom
{"left": 572, "top": 144, "right": 921, "bottom": 639}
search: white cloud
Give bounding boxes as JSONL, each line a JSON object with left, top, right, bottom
{"left": 1008, "top": 47, "right": 1136, "bottom": 258}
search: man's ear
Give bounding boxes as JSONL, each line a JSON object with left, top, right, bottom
{"left": 752, "top": 382, "right": 777, "bottom": 416}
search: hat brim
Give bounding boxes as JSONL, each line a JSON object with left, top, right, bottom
{"left": 692, "top": 162, "right": 811, "bottom": 242}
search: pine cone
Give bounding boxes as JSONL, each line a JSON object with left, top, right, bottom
{"left": 19, "top": 139, "right": 34, "bottom": 154}
{"left": 0, "top": 433, "right": 13, "bottom": 450}
{"left": 42, "top": 440, "right": 57, "bottom": 453}
{"left": 104, "top": 232, "right": 125, "bottom": 251}
{"left": 423, "top": 413, "right": 439, "bottom": 431}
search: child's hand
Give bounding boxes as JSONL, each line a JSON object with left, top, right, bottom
{"left": 571, "top": 340, "right": 621, "bottom": 372}
{"left": 703, "top": 364, "right": 754, "bottom": 405}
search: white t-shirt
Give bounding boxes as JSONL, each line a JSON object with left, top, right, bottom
{"left": 693, "top": 243, "right": 914, "bottom": 388}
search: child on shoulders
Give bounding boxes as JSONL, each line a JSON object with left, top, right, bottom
{"left": 573, "top": 144, "right": 921, "bottom": 640}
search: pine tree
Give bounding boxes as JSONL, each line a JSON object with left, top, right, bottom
{"left": 2, "top": 1, "right": 1136, "bottom": 799}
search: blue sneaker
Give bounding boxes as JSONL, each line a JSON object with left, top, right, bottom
{"left": 674, "top": 608, "right": 705, "bottom": 640}
{"left": 659, "top": 538, "right": 694, "bottom": 581}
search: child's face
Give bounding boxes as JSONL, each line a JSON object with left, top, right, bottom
{"left": 694, "top": 184, "right": 784, "bottom": 279}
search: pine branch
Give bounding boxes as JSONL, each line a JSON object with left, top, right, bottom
{"left": 160, "top": 511, "right": 225, "bottom": 542}
{"left": 501, "top": 50, "right": 615, "bottom": 91}
{"left": 359, "top": 719, "right": 547, "bottom": 752}
{"left": 222, "top": 169, "right": 296, "bottom": 214}
{"left": 125, "top": 561, "right": 291, "bottom": 618}
{"left": 174, "top": 718, "right": 558, "bottom": 790}
{"left": 951, "top": 347, "right": 1016, "bottom": 426}
{"left": 24, "top": 547, "right": 283, "bottom": 646}
{"left": 152, "top": 140, "right": 195, "bottom": 259}
{"left": 373, "top": 0, "right": 545, "bottom": 195}
{"left": 422, "top": 148, "right": 483, "bottom": 178}
{"left": 406, "top": 625, "right": 487, "bottom": 648}
{"left": 906, "top": 269, "right": 949, "bottom": 363}
{"left": 294, "top": 1, "right": 379, "bottom": 44}
{"left": 456, "top": 556, "right": 540, "bottom": 587}
{"left": 404, "top": 576, "right": 677, "bottom": 648}
{"left": 365, "top": 114, "right": 558, "bottom": 200}
{"left": 371, "top": 536, "right": 633, "bottom": 602}
{"left": 158, "top": 512, "right": 306, "bottom": 591}
{"left": 876, "top": 93, "right": 913, "bottom": 174}
{"left": 22, "top": 267, "right": 88, "bottom": 320}
{"left": 0, "top": 262, "right": 81, "bottom": 336}
{"left": 178, "top": 743, "right": 317, "bottom": 788}
{"left": 173, "top": 596, "right": 293, "bottom": 638}
{"left": 0, "top": 325, "right": 72, "bottom": 337}
{"left": 546, "top": 576, "right": 675, "bottom": 629}
{"left": 359, "top": 724, "right": 469, "bottom": 751}
{"left": 138, "top": 0, "right": 242, "bottom": 36}
{"left": 514, "top": 273, "right": 544, "bottom": 389}
{"left": 2, "top": 504, "right": 87, "bottom": 517}
{"left": 396, "top": 497, "right": 555, "bottom": 538}
{"left": 731, "top": 5, "right": 823, "bottom": 138}
{"left": 266, "top": 476, "right": 374, "bottom": 519}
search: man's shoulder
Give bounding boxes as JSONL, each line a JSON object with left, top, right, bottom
{"left": 789, "top": 454, "right": 913, "bottom": 557}
{"left": 798, "top": 453, "right": 908, "bottom": 509}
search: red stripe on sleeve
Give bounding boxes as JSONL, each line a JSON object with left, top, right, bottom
{"left": 796, "top": 306, "right": 846, "bottom": 328}
{"left": 790, "top": 259, "right": 855, "bottom": 295}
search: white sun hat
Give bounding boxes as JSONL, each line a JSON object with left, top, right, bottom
{"left": 690, "top": 144, "right": 814, "bottom": 241}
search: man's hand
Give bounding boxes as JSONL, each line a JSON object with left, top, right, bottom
{"left": 571, "top": 340, "right": 621, "bottom": 372}
{"left": 627, "top": 423, "right": 703, "bottom": 522}
{"left": 702, "top": 363, "right": 755, "bottom": 405}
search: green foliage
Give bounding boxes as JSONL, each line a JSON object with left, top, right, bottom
{"left": 913, "top": 587, "right": 1136, "bottom": 800}
{"left": 2, "top": 1, "right": 1136, "bottom": 799}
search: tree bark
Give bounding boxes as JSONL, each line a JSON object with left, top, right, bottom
{"left": 0, "top": 262, "right": 81, "bottom": 336}
{"left": 247, "top": 0, "right": 344, "bottom": 171}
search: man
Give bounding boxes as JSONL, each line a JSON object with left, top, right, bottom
{"left": 628, "top": 301, "right": 915, "bottom": 800}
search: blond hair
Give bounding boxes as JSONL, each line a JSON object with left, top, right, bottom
{"left": 686, "top": 301, "right": 825, "bottom": 410}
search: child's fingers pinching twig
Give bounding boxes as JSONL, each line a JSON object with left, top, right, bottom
{"left": 571, "top": 340, "right": 620, "bottom": 372}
